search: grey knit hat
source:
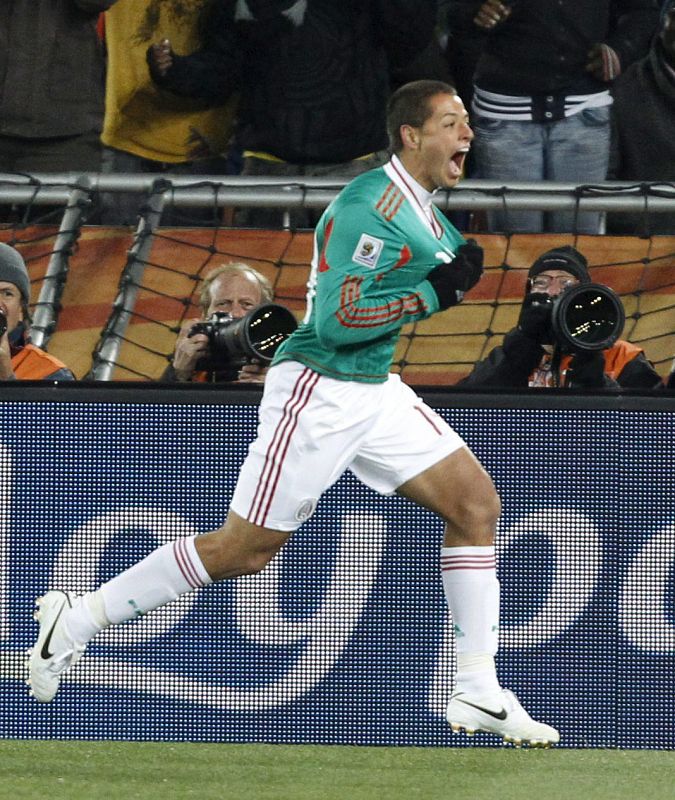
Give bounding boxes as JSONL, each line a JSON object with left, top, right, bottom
{"left": 0, "top": 243, "right": 30, "bottom": 303}
{"left": 528, "top": 245, "right": 591, "bottom": 284}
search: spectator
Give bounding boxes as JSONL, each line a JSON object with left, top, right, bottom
{"left": 0, "top": 1, "right": 116, "bottom": 175}
{"left": 147, "top": 0, "right": 438, "bottom": 228}
{"left": 100, "top": 0, "right": 238, "bottom": 226}
{"left": 608, "top": 0, "right": 675, "bottom": 235}
{"left": 459, "top": 246, "right": 662, "bottom": 389}
{"left": 162, "top": 263, "right": 273, "bottom": 383}
{"left": 462, "top": 0, "right": 660, "bottom": 234}
{"left": 0, "top": 244, "right": 74, "bottom": 381}
{"left": 439, "top": 2, "right": 486, "bottom": 118}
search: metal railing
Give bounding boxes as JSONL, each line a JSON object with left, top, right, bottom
{"left": 2, "top": 172, "right": 674, "bottom": 380}
{"left": 2, "top": 172, "right": 675, "bottom": 213}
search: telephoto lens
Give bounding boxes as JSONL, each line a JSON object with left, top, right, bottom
{"left": 551, "top": 283, "right": 625, "bottom": 353}
{"left": 210, "top": 303, "right": 298, "bottom": 363}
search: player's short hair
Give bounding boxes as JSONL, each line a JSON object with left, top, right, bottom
{"left": 198, "top": 262, "right": 274, "bottom": 315}
{"left": 386, "top": 79, "right": 458, "bottom": 154}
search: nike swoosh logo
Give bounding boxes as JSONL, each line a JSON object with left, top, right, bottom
{"left": 40, "top": 595, "right": 69, "bottom": 660}
{"left": 454, "top": 697, "right": 508, "bottom": 721}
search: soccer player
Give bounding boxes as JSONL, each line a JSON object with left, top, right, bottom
{"left": 28, "top": 80, "right": 559, "bottom": 747}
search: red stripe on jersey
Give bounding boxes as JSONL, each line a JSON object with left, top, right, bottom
{"left": 376, "top": 182, "right": 404, "bottom": 221}
{"left": 393, "top": 245, "right": 412, "bottom": 270}
{"left": 336, "top": 275, "right": 427, "bottom": 327}
{"left": 318, "top": 217, "right": 334, "bottom": 273}
{"left": 383, "top": 193, "right": 404, "bottom": 221}
{"left": 389, "top": 158, "right": 443, "bottom": 238}
{"left": 375, "top": 182, "right": 396, "bottom": 212}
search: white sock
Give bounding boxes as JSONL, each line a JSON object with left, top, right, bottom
{"left": 64, "top": 536, "right": 212, "bottom": 641}
{"left": 64, "top": 591, "right": 109, "bottom": 644}
{"left": 441, "top": 545, "right": 501, "bottom": 697}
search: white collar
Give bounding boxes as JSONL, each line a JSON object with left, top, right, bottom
{"left": 384, "top": 154, "right": 443, "bottom": 238}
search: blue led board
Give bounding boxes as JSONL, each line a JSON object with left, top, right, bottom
{"left": 0, "top": 392, "right": 673, "bottom": 748}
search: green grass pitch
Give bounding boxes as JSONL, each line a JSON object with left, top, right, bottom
{"left": 1, "top": 741, "right": 674, "bottom": 800}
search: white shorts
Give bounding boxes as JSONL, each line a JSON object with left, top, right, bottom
{"left": 230, "top": 361, "right": 465, "bottom": 531}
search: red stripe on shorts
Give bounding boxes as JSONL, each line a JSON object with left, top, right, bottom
{"left": 413, "top": 404, "right": 444, "bottom": 435}
{"left": 248, "top": 367, "right": 321, "bottom": 527}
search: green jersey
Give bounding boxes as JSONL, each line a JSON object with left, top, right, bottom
{"left": 273, "top": 157, "right": 466, "bottom": 382}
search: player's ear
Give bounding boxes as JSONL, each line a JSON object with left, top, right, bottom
{"left": 400, "top": 124, "right": 420, "bottom": 150}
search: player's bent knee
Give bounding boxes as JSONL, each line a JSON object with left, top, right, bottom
{"left": 482, "top": 487, "right": 502, "bottom": 526}
{"left": 457, "top": 491, "right": 500, "bottom": 530}
{"left": 238, "top": 547, "right": 280, "bottom": 576}
{"left": 443, "top": 485, "right": 501, "bottom": 544}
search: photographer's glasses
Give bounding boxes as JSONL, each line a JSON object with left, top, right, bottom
{"left": 531, "top": 275, "right": 579, "bottom": 291}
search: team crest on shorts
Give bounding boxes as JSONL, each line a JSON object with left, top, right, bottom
{"left": 294, "top": 498, "right": 318, "bottom": 522}
{"left": 352, "top": 234, "right": 384, "bottom": 268}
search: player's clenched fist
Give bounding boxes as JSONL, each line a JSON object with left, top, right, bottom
{"left": 426, "top": 239, "right": 484, "bottom": 309}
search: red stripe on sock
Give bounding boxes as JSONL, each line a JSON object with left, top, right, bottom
{"left": 174, "top": 538, "right": 201, "bottom": 589}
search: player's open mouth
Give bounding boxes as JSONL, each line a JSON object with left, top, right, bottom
{"left": 449, "top": 148, "right": 469, "bottom": 178}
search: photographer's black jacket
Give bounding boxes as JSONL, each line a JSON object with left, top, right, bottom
{"left": 160, "top": 363, "right": 238, "bottom": 383}
{"left": 150, "top": 0, "right": 436, "bottom": 164}
{"left": 459, "top": 328, "right": 662, "bottom": 389}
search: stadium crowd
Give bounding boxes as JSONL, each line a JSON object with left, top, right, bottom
{"left": 0, "top": 0, "right": 672, "bottom": 232}
{"left": 0, "top": 1, "right": 673, "bottom": 387}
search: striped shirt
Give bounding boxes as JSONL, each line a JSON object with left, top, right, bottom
{"left": 472, "top": 86, "right": 612, "bottom": 123}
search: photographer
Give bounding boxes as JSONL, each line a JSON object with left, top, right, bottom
{"left": 0, "top": 243, "right": 74, "bottom": 381}
{"left": 162, "top": 263, "right": 274, "bottom": 384}
{"left": 459, "top": 246, "right": 662, "bottom": 389}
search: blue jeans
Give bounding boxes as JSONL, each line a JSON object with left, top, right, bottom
{"left": 99, "top": 147, "right": 237, "bottom": 227}
{"left": 472, "top": 107, "right": 611, "bottom": 234}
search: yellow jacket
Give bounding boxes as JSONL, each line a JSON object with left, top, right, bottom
{"left": 102, "top": 0, "right": 236, "bottom": 162}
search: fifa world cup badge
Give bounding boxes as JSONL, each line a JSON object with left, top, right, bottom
{"left": 352, "top": 234, "right": 384, "bottom": 269}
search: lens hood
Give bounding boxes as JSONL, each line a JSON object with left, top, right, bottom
{"left": 212, "top": 303, "right": 298, "bottom": 363}
{"left": 551, "top": 283, "right": 625, "bottom": 352}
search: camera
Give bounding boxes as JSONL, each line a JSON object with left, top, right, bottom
{"left": 525, "top": 283, "right": 626, "bottom": 353}
{"left": 188, "top": 303, "right": 298, "bottom": 377}
{"left": 0, "top": 310, "right": 6, "bottom": 338}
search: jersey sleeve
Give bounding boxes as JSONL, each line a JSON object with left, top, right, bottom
{"left": 311, "top": 201, "right": 440, "bottom": 349}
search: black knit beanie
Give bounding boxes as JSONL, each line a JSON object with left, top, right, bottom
{"left": 528, "top": 246, "right": 591, "bottom": 284}
{"left": 0, "top": 243, "right": 30, "bottom": 303}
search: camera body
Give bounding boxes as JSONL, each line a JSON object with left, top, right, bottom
{"left": 523, "top": 283, "right": 626, "bottom": 353}
{"left": 0, "top": 310, "right": 7, "bottom": 338}
{"left": 188, "top": 311, "right": 240, "bottom": 378}
{"left": 187, "top": 303, "right": 298, "bottom": 378}
{"left": 188, "top": 311, "right": 235, "bottom": 349}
